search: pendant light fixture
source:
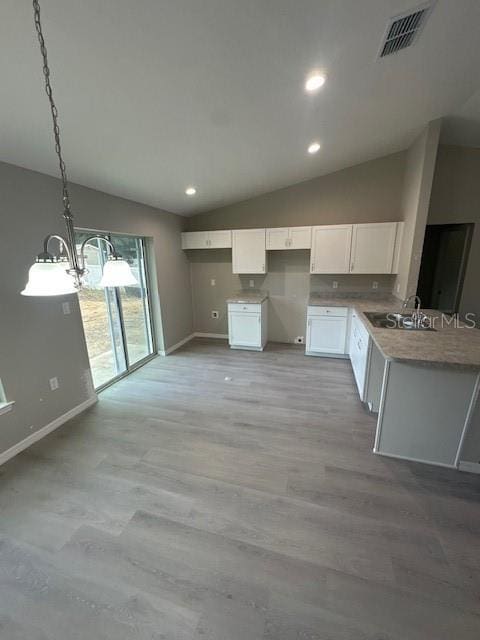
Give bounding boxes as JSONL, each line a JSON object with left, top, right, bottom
{"left": 22, "top": 0, "right": 137, "bottom": 297}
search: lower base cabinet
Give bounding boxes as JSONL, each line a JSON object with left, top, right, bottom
{"left": 228, "top": 301, "right": 267, "bottom": 351}
{"left": 305, "top": 306, "right": 348, "bottom": 356}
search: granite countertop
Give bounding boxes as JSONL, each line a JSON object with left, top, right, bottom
{"left": 227, "top": 290, "right": 268, "bottom": 304}
{"left": 308, "top": 293, "right": 480, "bottom": 370}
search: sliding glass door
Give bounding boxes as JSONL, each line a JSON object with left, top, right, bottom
{"left": 76, "top": 230, "right": 155, "bottom": 390}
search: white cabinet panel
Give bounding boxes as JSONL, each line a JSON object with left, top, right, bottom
{"left": 208, "top": 230, "right": 232, "bottom": 248}
{"left": 350, "top": 222, "right": 397, "bottom": 274}
{"left": 349, "top": 313, "right": 370, "bottom": 400}
{"left": 266, "top": 228, "right": 289, "bottom": 250}
{"left": 290, "top": 226, "right": 311, "bottom": 249}
{"left": 310, "top": 225, "right": 352, "bottom": 274}
{"left": 228, "top": 300, "right": 267, "bottom": 351}
{"left": 306, "top": 314, "right": 348, "bottom": 355}
{"left": 182, "top": 230, "right": 231, "bottom": 249}
{"left": 266, "top": 226, "right": 311, "bottom": 250}
{"left": 232, "top": 229, "right": 266, "bottom": 274}
{"left": 181, "top": 231, "right": 209, "bottom": 249}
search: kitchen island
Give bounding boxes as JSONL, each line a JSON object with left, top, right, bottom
{"left": 308, "top": 293, "right": 480, "bottom": 471}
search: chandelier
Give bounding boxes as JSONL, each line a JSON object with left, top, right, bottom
{"left": 22, "top": 0, "right": 136, "bottom": 297}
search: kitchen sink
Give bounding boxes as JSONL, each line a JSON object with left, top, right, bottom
{"left": 364, "top": 312, "right": 437, "bottom": 331}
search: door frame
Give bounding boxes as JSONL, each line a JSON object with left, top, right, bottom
{"left": 76, "top": 227, "right": 157, "bottom": 392}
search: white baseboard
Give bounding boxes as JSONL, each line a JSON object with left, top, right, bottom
{"left": 194, "top": 332, "right": 228, "bottom": 339}
{"left": 458, "top": 461, "right": 480, "bottom": 474}
{"left": 158, "top": 333, "right": 195, "bottom": 356}
{"left": 373, "top": 449, "right": 456, "bottom": 469}
{"left": 0, "top": 395, "right": 98, "bottom": 467}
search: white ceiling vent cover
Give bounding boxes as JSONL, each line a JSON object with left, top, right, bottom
{"left": 378, "top": 3, "right": 435, "bottom": 58}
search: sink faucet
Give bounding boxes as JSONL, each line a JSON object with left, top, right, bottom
{"left": 403, "top": 295, "right": 422, "bottom": 318}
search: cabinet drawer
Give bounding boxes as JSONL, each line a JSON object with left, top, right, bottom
{"left": 228, "top": 303, "right": 261, "bottom": 313}
{"left": 307, "top": 306, "right": 348, "bottom": 318}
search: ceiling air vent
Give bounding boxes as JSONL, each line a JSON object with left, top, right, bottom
{"left": 379, "top": 3, "right": 434, "bottom": 58}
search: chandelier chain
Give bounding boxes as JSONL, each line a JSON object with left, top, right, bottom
{"left": 33, "top": 0, "right": 71, "bottom": 215}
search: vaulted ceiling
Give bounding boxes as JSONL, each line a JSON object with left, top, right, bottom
{"left": 2, "top": 0, "right": 480, "bottom": 215}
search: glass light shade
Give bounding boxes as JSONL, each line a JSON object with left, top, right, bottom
{"left": 99, "top": 258, "right": 137, "bottom": 287}
{"left": 21, "top": 260, "right": 78, "bottom": 296}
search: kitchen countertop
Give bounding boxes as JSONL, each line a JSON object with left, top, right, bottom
{"left": 227, "top": 290, "right": 268, "bottom": 304}
{"left": 308, "top": 293, "right": 480, "bottom": 370}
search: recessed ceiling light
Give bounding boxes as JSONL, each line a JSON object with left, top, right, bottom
{"left": 308, "top": 142, "right": 321, "bottom": 154}
{"left": 185, "top": 186, "right": 196, "bottom": 196}
{"left": 305, "top": 73, "right": 326, "bottom": 93}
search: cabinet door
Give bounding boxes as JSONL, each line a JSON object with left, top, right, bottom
{"left": 232, "top": 229, "right": 266, "bottom": 274}
{"left": 181, "top": 231, "right": 209, "bottom": 249}
{"left": 289, "top": 226, "right": 311, "bottom": 249}
{"left": 228, "top": 312, "right": 261, "bottom": 347}
{"left": 310, "top": 225, "right": 352, "bottom": 274}
{"left": 266, "top": 228, "right": 289, "bottom": 250}
{"left": 208, "top": 230, "right": 232, "bottom": 248}
{"left": 307, "top": 316, "right": 347, "bottom": 354}
{"left": 350, "top": 223, "right": 397, "bottom": 274}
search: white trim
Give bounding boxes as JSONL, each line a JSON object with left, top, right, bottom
{"left": 458, "top": 461, "right": 480, "bottom": 474}
{"left": 158, "top": 333, "right": 195, "bottom": 356}
{"left": 194, "top": 332, "right": 228, "bottom": 339}
{"left": 0, "top": 401, "right": 15, "bottom": 417}
{"left": 373, "top": 359, "right": 390, "bottom": 453}
{"left": 0, "top": 396, "right": 97, "bottom": 467}
{"left": 373, "top": 449, "right": 456, "bottom": 469}
{"left": 454, "top": 372, "right": 480, "bottom": 468}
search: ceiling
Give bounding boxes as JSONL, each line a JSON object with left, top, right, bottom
{"left": 1, "top": 0, "right": 480, "bottom": 216}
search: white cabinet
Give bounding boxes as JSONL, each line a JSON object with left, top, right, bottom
{"left": 350, "top": 223, "right": 397, "bottom": 274}
{"left": 266, "top": 226, "right": 311, "bottom": 250}
{"left": 305, "top": 306, "right": 348, "bottom": 356}
{"left": 228, "top": 301, "right": 267, "bottom": 351}
{"left": 310, "top": 225, "right": 352, "bottom": 274}
{"left": 349, "top": 311, "right": 371, "bottom": 400}
{"left": 181, "top": 230, "right": 232, "bottom": 249}
{"left": 232, "top": 229, "right": 266, "bottom": 274}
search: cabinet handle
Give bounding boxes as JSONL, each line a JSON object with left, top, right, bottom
{"left": 311, "top": 262, "right": 315, "bottom": 271}
{"left": 262, "top": 264, "right": 265, "bottom": 271}
{"left": 350, "top": 262, "right": 354, "bottom": 271}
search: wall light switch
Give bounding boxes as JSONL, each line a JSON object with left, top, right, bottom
{"left": 210, "top": 279, "right": 216, "bottom": 286}
{"left": 49, "top": 377, "right": 59, "bottom": 391}
{"left": 372, "top": 281, "right": 378, "bottom": 290}
{"left": 62, "top": 301, "right": 71, "bottom": 315}
{"left": 332, "top": 281, "right": 338, "bottom": 289}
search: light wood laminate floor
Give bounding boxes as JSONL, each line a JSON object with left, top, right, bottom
{"left": 1, "top": 339, "right": 479, "bottom": 639}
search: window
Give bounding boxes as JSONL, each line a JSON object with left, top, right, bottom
{"left": 76, "top": 230, "right": 155, "bottom": 390}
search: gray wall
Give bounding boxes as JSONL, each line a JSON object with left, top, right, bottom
{"left": 0, "top": 161, "right": 193, "bottom": 456}
{"left": 188, "top": 152, "right": 406, "bottom": 230}
{"left": 395, "top": 121, "right": 441, "bottom": 300}
{"left": 186, "top": 151, "right": 406, "bottom": 341}
{"left": 190, "top": 249, "right": 393, "bottom": 341}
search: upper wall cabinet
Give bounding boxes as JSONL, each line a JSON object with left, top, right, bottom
{"left": 266, "top": 226, "right": 312, "bottom": 250}
{"left": 350, "top": 222, "right": 398, "bottom": 274}
{"left": 181, "top": 230, "right": 232, "bottom": 249}
{"left": 310, "top": 225, "right": 353, "bottom": 274}
{"left": 232, "top": 229, "right": 266, "bottom": 274}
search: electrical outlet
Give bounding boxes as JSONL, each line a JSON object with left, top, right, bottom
{"left": 210, "top": 279, "right": 216, "bottom": 286}
{"left": 396, "top": 283, "right": 401, "bottom": 293}
{"left": 372, "top": 281, "right": 378, "bottom": 290}
{"left": 211, "top": 310, "right": 219, "bottom": 319}
{"left": 249, "top": 279, "right": 255, "bottom": 288}
{"left": 49, "top": 377, "right": 59, "bottom": 391}
{"left": 332, "top": 281, "right": 338, "bottom": 289}
{"left": 62, "top": 301, "right": 71, "bottom": 315}
{"left": 294, "top": 336, "right": 305, "bottom": 344}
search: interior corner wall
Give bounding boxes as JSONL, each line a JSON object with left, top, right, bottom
{"left": 394, "top": 120, "right": 441, "bottom": 300}
{"left": 0, "top": 161, "right": 193, "bottom": 458}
